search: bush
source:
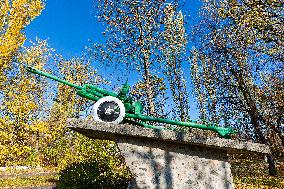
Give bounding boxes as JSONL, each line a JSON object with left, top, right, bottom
{"left": 57, "top": 160, "right": 130, "bottom": 189}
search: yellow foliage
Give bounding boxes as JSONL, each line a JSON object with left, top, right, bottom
{"left": 0, "top": 38, "right": 52, "bottom": 165}
{"left": 0, "top": 4, "right": 46, "bottom": 166}
{"left": 55, "top": 57, "right": 99, "bottom": 116}
{"left": 29, "top": 120, "right": 48, "bottom": 133}
{"left": 0, "top": 0, "right": 44, "bottom": 75}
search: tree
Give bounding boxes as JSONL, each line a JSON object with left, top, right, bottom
{"left": 43, "top": 56, "right": 104, "bottom": 166}
{"left": 0, "top": 0, "right": 45, "bottom": 86}
{"left": 191, "top": 0, "right": 283, "bottom": 175}
{"left": 0, "top": 0, "right": 46, "bottom": 164}
{"left": 162, "top": 5, "right": 189, "bottom": 121}
{"left": 90, "top": 0, "right": 189, "bottom": 118}
{"left": 91, "top": 0, "right": 170, "bottom": 116}
{"left": 0, "top": 39, "right": 52, "bottom": 165}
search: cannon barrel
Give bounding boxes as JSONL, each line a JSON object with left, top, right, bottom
{"left": 26, "top": 66, "right": 83, "bottom": 90}
{"left": 125, "top": 113, "right": 238, "bottom": 138}
{"left": 26, "top": 67, "right": 121, "bottom": 102}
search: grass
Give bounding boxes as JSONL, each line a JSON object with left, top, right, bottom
{"left": 0, "top": 157, "right": 283, "bottom": 188}
{"left": 230, "top": 156, "right": 284, "bottom": 189}
{"left": 0, "top": 167, "right": 58, "bottom": 189}
{"left": 0, "top": 174, "right": 58, "bottom": 188}
{"left": 0, "top": 166, "right": 58, "bottom": 175}
{"left": 234, "top": 175, "right": 284, "bottom": 189}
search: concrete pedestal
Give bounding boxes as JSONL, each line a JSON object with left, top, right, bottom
{"left": 67, "top": 118, "right": 270, "bottom": 189}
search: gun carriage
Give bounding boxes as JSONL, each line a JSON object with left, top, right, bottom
{"left": 27, "top": 67, "right": 238, "bottom": 139}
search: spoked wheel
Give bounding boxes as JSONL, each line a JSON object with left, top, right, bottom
{"left": 93, "top": 96, "right": 125, "bottom": 124}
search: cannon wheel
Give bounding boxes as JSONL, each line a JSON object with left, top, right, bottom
{"left": 93, "top": 96, "right": 125, "bottom": 124}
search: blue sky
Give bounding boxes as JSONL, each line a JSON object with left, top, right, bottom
{"left": 25, "top": 0, "right": 202, "bottom": 58}
{"left": 24, "top": 0, "right": 202, "bottom": 119}
{"left": 25, "top": 0, "right": 103, "bottom": 58}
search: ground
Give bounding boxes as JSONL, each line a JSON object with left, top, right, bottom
{"left": 0, "top": 157, "right": 283, "bottom": 189}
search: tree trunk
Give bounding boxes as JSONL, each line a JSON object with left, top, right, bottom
{"left": 266, "top": 153, "right": 278, "bottom": 176}
{"left": 166, "top": 57, "right": 188, "bottom": 121}
{"left": 231, "top": 66, "right": 278, "bottom": 176}
{"left": 145, "top": 72, "right": 155, "bottom": 116}
{"left": 143, "top": 52, "right": 156, "bottom": 116}
{"left": 250, "top": 116, "right": 278, "bottom": 176}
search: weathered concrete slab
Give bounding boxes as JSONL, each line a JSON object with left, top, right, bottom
{"left": 67, "top": 118, "right": 270, "bottom": 154}
{"left": 67, "top": 118, "right": 270, "bottom": 189}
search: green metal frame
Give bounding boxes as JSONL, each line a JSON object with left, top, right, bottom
{"left": 27, "top": 66, "right": 238, "bottom": 139}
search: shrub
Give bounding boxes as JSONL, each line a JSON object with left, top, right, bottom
{"left": 57, "top": 160, "right": 130, "bottom": 189}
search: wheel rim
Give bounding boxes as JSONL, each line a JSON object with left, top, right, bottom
{"left": 97, "top": 101, "right": 120, "bottom": 122}
{"left": 93, "top": 96, "right": 125, "bottom": 124}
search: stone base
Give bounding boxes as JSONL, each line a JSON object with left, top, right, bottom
{"left": 118, "top": 137, "right": 232, "bottom": 189}
{"left": 67, "top": 118, "right": 270, "bottom": 189}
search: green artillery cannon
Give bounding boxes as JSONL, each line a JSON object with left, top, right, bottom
{"left": 27, "top": 66, "right": 238, "bottom": 139}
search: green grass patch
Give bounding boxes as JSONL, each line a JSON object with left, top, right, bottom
{"left": 0, "top": 174, "right": 58, "bottom": 188}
